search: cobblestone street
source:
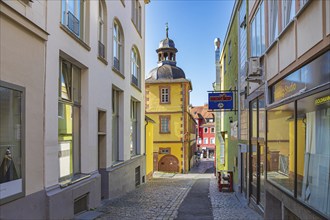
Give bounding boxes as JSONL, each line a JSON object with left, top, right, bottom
{"left": 77, "top": 160, "right": 263, "bottom": 220}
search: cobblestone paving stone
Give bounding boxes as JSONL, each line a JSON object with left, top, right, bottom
{"left": 209, "top": 175, "right": 263, "bottom": 220}
{"left": 92, "top": 160, "right": 263, "bottom": 220}
{"left": 95, "top": 178, "right": 195, "bottom": 220}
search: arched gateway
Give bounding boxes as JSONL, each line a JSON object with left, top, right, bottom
{"left": 158, "top": 155, "right": 179, "bottom": 173}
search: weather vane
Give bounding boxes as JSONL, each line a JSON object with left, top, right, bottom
{"left": 165, "top": 22, "right": 169, "bottom": 38}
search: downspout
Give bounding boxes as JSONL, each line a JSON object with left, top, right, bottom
{"left": 182, "top": 82, "right": 185, "bottom": 173}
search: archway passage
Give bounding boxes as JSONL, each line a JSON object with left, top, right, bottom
{"left": 158, "top": 155, "right": 179, "bottom": 173}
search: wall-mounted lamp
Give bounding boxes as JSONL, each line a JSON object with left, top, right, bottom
{"left": 229, "top": 116, "right": 233, "bottom": 123}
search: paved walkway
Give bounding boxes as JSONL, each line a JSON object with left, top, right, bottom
{"left": 76, "top": 159, "right": 263, "bottom": 220}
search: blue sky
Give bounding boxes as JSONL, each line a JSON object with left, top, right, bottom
{"left": 145, "top": 0, "right": 235, "bottom": 106}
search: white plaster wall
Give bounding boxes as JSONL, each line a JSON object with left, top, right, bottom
{"left": 279, "top": 24, "right": 295, "bottom": 71}
{"left": 44, "top": 0, "right": 146, "bottom": 187}
{"left": 297, "top": 0, "right": 323, "bottom": 58}
{"left": 3, "top": 0, "right": 46, "bottom": 29}
{"left": 266, "top": 43, "right": 278, "bottom": 81}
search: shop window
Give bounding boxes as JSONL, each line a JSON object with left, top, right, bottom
{"left": 0, "top": 82, "right": 24, "bottom": 202}
{"left": 267, "top": 102, "right": 295, "bottom": 194}
{"left": 297, "top": 91, "right": 330, "bottom": 216}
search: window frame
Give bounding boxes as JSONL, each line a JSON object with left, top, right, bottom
{"left": 58, "top": 59, "right": 81, "bottom": 183}
{"left": 159, "top": 115, "right": 171, "bottom": 134}
{"left": 250, "top": 1, "right": 265, "bottom": 57}
{"left": 98, "top": 0, "right": 107, "bottom": 59}
{"left": 131, "top": 0, "right": 142, "bottom": 34}
{"left": 113, "top": 20, "right": 124, "bottom": 75}
{"left": 130, "top": 99, "right": 140, "bottom": 157}
{"left": 204, "top": 127, "right": 208, "bottom": 133}
{"left": 112, "top": 88, "right": 121, "bottom": 163}
{"left": 61, "top": 0, "right": 85, "bottom": 39}
{"left": 131, "top": 46, "right": 141, "bottom": 89}
{"left": 159, "top": 86, "right": 170, "bottom": 104}
{"left": 0, "top": 81, "right": 25, "bottom": 205}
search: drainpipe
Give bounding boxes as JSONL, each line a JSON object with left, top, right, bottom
{"left": 182, "top": 82, "right": 185, "bottom": 173}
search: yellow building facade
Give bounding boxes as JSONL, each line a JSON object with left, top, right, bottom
{"left": 145, "top": 27, "right": 195, "bottom": 173}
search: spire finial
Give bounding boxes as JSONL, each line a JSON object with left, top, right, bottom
{"left": 165, "top": 22, "right": 169, "bottom": 38}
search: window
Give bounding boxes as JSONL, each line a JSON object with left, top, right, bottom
{"left": 203, "top": 138, "right": 208, "bottom": 144}
{"left": 113, "top": 20, "right": 124, "bottom": 73}
{"left": 228, "top": 40, "right": 232, "bottom": 63}
{"left": 282, "top": 0, "right": 295, "bottom": 29}
{"left": 0, "top": 81, "right": 24, "bottom": 202}
{"left": 223, "top": 55, "right": 227, "bottom": 73}
{"left": 58, "top": 59, "right": 81, "bottom": 181}
{"left": 131, "top": 47, "right": 141, "bottom": 88}
{"left": 132, "top": 0, "right": 142, "bottom": 33}
{"left": 198, "top": 138, "right": 202, "bottom": 144}
{"left": 98, "top": 0, "right": 107, "bottom": 59}
{"left": 268, "top": 0, "right": 278, "bottom": 45}
{"left": 210, "top": 138, "right": 215, "bottom": 144}
{"left": 267, "top": 102, "right": 295, "bottom": 194}
{"left": 160, "top": 87, "right": 170, "bottom": 104}
{"left": 298, "top": 0, "right": 309, "bottom": 11}
{"left": 211, "top": 127, "right": 215, "bottom": 133}
{"left": 61, "top": 0, "right": 85, "bottom": 38}
{"left": 250, "top": 1, "right": 265, "bottom": 56}
{"left": 112, "top": 89, "right": 120, "bottom": 162}
{"left": 130, "top": 99, "right": 140, "bottom": 156}
{"left": 204, "top": 127, "right": 208, "bottom": 133}
{"left": 297, "top": 91, "right": 330, "bottom": 217}
{"left": 160, "top": 116, "right": 170, "bottom": 133}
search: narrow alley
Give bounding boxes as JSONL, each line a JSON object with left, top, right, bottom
{"left": 76, "top": 160, "right": 263, "bottom": 220}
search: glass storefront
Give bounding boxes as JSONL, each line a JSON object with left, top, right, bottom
{"left": 0, "top": 82, "right": 24, "bottom": 203}
{"left": 267, "top": 51, "right": 330, "bottom": 217}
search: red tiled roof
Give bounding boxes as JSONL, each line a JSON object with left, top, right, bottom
{"left": 190, "top": 104, "right": 214, "bottom": 120}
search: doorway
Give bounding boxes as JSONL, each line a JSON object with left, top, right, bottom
{"left": 249, "top": 96, "right": 265, "bottom": 208}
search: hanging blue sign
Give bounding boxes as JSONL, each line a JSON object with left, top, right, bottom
{"left": 208, "top": 92, "right": 234, "bottom": 110}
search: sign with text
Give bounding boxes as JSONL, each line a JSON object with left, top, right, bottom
{"left": 208, "top": 92, "right": 234, "bottom": 110}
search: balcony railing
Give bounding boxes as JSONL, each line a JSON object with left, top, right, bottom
{"left": 98, "top": 41, "right": 105, "bottom": 58}
{"left": 67, "top": 11, "right": 80, "bottom": 36}
{"left": 131, "top": 74, "right": 139, "bottom": 87}
{"left": 113, "top": 57, "right": 120, "bottom": 72}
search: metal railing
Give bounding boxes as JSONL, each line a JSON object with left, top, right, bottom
{"left": 67, "top": 11, "right": 80, "bottom": 36}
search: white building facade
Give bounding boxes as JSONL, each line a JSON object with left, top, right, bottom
{"left": 1, "top": 0, "right": 149, "bottom": 219}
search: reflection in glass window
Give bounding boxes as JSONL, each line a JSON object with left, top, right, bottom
{"left": 282, "top": 0, "right": 295, "bottom": 28}
{"left": 268, "top": 0, "right": 278, "bottom": 44}
{"left": 58, "top": 59, "right": 81, "bottom": 181}
{"left": 112, "top": 89, "right": 120, "bottom": 163}
{"left": 130, "top": 100, "right": 139, "bottom": 156}
{"left": 267, "top": 102, "right": 295, "bottom": 194}
{"left": 250, "top": 1, "right": 265, "bottom": 57}
{"left": 297, "top": 91, "right": 330, "bottom": 216}
{"left": 0, "top": 84, "right": 23, "bottom": 200}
